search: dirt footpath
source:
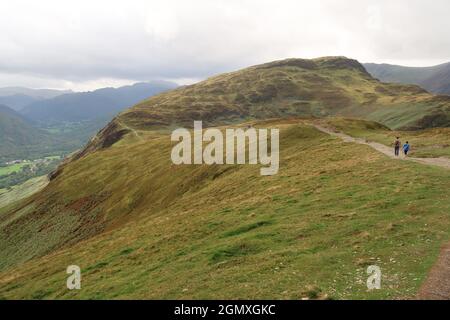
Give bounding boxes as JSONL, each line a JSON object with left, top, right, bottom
{"left": 313, "top": 124, "right": 450, "bottom": 170}
{"left": 417, "top": 244, "right": 450, "bottom": 300}
{"left": 313, "top": 123, "right": 450, "bottom": 300}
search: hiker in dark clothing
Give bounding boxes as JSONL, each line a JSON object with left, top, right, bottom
{"left": 394, "top": 137, "right": 401, "bottom": 156}
{"left": 403, "top": 141, "right": 410, "bottom": 156}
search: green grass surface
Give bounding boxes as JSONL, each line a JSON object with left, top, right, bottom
{"left": 326, "top": 118, "right": 450, "bottom": 158}
{"left": 114, "top": 57, "right": 448, "bottom": 135}
{"left": 0, "top": 157, "right": 61, "bottom": 177}
{"left": 0, "top": 163, "right": 28, "bottom": 176}
{"left": 0, "top": 176, "right": 48, "bottom": 209}
{"left": 1, "top": 58, "right": 450, "bottom": 300}
{"left": 0, "top": 119, "right": 449, "bottom": 300}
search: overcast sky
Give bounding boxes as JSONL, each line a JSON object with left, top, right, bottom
{"left": 0, "top": 0, "right": 449, "bottom": 91}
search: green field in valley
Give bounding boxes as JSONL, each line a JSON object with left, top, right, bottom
{"left": 0, "top": 163, "right": 29, "bottom": 176}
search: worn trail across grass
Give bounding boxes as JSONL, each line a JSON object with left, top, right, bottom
{"left": 313, "top": 125, "right": 450, "bottom": 170}
{"left": 417, "top": 243, "right": 450, "bottom": 299}
{"left": 313, "top": 123, "right": 450, "bottom": 300}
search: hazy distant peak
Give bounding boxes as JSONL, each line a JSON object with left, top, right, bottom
{"left": 0, "top": 87, "right": 72, "bottom": 99}
{"left": 364, "top": 61, "right": 450, "bottom": 95}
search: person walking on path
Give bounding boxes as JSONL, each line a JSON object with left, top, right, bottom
{"left": 403, "top": 141, "right": 410, "bottom": 156}
{"left": 394, "top": 137, "right": 401, "bottom": 156}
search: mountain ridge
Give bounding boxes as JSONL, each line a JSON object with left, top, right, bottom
{"left": 364, "top": 62, "right": 450, "bottom": 95}
{"left": 0, "top": 104, "right": 50, "bottom": 159}
{"left": 76, "top": 57, "right": 449, "bottom": 160}
{"left": 0, "top": 87, "right": 72, "bottom": 100}
{"left": 21, "top": 81, "right": 178, "bottom": 123}
{"left": 0, "top": 94, "right": 41, "bottom": 111}
{"left": 0, "top": 82, "right": 178, "bottom": 162}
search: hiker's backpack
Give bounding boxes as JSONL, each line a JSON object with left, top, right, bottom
{"left": 395, "top": 140, "right": 400, "bottom": 147}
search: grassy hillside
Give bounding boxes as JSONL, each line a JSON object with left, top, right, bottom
{"left": 364, "top": 62, "right": 450, "bottom": 95}
{"left": 0, "top": 105, "right": 52, "bottom": 161}
{"left": 1, "top": 57, "right": 450, "bottom": 300}
{"left": 110, "top": 57, "right": 450, "bottom": 135}
{"left": 1, "top": 119, "right": 450, "bottom": 299}
{"left": 0, "top": 176, "right": 48, "bottom": 208}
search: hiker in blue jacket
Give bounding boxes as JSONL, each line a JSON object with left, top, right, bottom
{"left": 403, "top": 141, "right": 410, "bottom": 156}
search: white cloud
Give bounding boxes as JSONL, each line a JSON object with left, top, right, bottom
{"left": 0, "top": 0, "right": 449, "bottom": 90}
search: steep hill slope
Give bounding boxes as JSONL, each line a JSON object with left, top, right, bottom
{"left": 0, "top": 105, "right": 50, "bottom": 160}
{"left": 0, "top": 105, "right": 82, "bottom": 162}
{"left": 1, "top": 119, "right": 450, "bottom": 299}
{"left": 364, "top": 62, "right": 450, "bottom": 95}
{"left": 1, "top": 57, "right": 450, "bottom": 300}
{"left": 0, "top": 104, "right": 41, "bottom": 142}
{"left": 22, "top": 81, "right": 178, "bottom": 123}
{"left": 107, "top": 57, "right": 449, "bottom": 138}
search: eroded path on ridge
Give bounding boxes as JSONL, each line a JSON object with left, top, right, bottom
{"left": 117, "top": 119, "right": 143, "bottom": 141}
{"left": 313, "top": 124, "right": 450, "bottom": 299}
{"left": 313, "top": 124, "right": 450, "bottom": 170}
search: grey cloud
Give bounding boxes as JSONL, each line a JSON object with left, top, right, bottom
{"left": 0, "top": 0, "right": 449, "bottom": 90}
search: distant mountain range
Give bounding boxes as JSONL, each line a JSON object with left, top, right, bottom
{"left": 364, "top": 62, "right": 450, "bottom": 95}
{"left": 0, "top": 87, "right": 72, "bottom": 99}
{"left": 0, "top": 87, "right": 72, "bottom": 111}
{"left": 0, "top": 105, "right": 53, "bottom": 161}
{"left": 0, "top": 104, "right": 44, "bottom": 145}
{"left": 0, "top": 104, "right": 93, "bottom": 163}
{"left": 20, "top": 81, "right": 177, "bottom": 123}
{"left": 0, "top": 94, "right": 42, "bottom": 111}
{"left": 0, "top": 81, "right": 178, "bottom": 162}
